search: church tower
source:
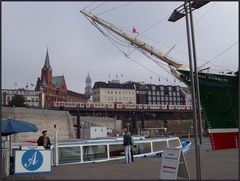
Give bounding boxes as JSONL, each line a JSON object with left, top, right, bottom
{"left": 85, "top": 72, "right": 93, "bottom": 98}
{"left": 41, "top": 49, "right": 53, "bottom": 91}
{"left": 40, "top": 49, "right": 54, "bottom": 108}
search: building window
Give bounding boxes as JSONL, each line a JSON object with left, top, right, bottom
{"left": 148, "top": 91, "right": 151, "bottom": 95}
{"left": 161, "top": 91, "right": 164, "bottom": 96}
{"left": 152, "top": 86, "right": 156, "bottom": 90}
{"left": 168, "top": 87, "right": 172, "bottom": 91}
{"left": 152, "top": 91, "right": 156, "bottom": 95}
{"left": 169, "top": 97, "right": 172, "bottom": 101}
{"left": 160, "top": 86, "right": 164, "bottom": 91}
{"left": 156, "top": 91, "right": 160, "bottom": 95}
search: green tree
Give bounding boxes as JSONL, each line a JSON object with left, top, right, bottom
{"left": 8, "top": 94, "right": 26, "bottom": 107}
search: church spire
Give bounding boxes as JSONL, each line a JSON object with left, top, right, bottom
{"left": 85, "top": 72, "right": 93, "bottom": 98}
{"left": 86, "top": 72, "right": 91, "bottom": 83}
{"left": 44, "top": 49, "right": 51, "bottom": 68}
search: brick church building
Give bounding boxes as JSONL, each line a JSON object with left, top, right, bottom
{"left": 35, "top": 50, "right": 87, "bottom": 108}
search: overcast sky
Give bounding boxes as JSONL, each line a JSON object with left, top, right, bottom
{"left": 2, "top": 1, "right": 238, "bottom": 93}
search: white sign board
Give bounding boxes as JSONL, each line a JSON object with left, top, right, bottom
{"left": 159, "top": 148, "right": 189, "bottom": 179}
{"left": 159, "top": 148, "right": 181, "bottom": 179}
{"left": 14, "top": 150, "right": 51, "bottom": 174}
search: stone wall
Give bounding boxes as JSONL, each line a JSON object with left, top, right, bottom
{"left": 2, "top": 107, "right": 75, "bottom": 142}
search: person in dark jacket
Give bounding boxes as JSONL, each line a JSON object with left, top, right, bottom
{"left": 130, "top": 136, "right": 136, "bottom": 162}
{"left": 123, "top": 128, "right": 132, "bottom": 163}
{"left": 37, "top": 130, "right": 51, "bottom": 149}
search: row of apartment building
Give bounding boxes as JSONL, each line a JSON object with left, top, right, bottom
{"left": 92, "top": 80, "right": 192, "bottom": 105}
{"left": 1, "top": 80, "right": 192, "bottom": 108}
{"left": 1, "top": 89, "right": 88, "bottom": 108}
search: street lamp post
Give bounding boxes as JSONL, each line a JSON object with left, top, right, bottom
{"left": 168, "top": 1, "right": 210, "bottom": 180}
{"left": 183, "top": 2, "right": 202, "bottom": 179}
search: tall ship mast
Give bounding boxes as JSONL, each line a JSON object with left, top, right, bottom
{"left": 80, "top": 10, "right": 239, "bottom": 150}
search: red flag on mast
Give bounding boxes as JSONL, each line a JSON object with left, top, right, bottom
{"left": 132, "top": 26, "right": 139, "bottom": 36}
{"left": 132, "top": 26, "right": 137, "bottom": 33}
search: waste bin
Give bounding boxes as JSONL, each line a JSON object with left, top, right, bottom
{"left": 1, "top": 148, "right": 9, "bottom": 178}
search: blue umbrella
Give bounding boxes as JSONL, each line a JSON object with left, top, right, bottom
{"left": 1, "top": 119, "right": 38, "bottom": 136}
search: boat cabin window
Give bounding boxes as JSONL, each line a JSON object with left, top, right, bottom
{"left": 168, "top": 139, "right": 181, "bottom": 147}
{"left": 109, "top": 144, "right": 124, "bottom": 158}
{"left": 83, "top": 145, "right": 107, "bottom": 161}
{"left": 152, "top": 141, "right": 168, "bottom": 152}
{"left": 133, "top": 142, "right": 151, "bottom": 155}
{"left": 59, "top": 146, "right": 81, "bottom": 164}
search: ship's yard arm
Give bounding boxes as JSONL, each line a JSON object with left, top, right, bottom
{"left": 80, "top": 10, "right": 186, "bottom": 72}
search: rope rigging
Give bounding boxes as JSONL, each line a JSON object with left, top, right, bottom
{"left": 136, "top": 2, "right": 217, "bottom": 68}
{"left": 198, "top": 41, "right": 238, "bottom": 70}
{"left": 95, "top": 2, "right": 133, "bottom": 16}
{"left": 89, "top": 2, "right": 106, "bottom": 13}
{"left": 137, "top": 48, "right": 180, "bottom": 83}
{"left": 87, "top": 17, "right": 178, "bottom": 85}
{"left": 82, "top": 2, "right": 236, "bottom": 85}
{"left": 83, "top": 2, "right": 95, "bottom": 11}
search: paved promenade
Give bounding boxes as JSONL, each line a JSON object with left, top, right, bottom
{"left": 6, "top": 147, "right": 238, "bottom": 180}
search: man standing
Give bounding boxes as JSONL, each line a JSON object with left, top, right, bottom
{"left": 123, "top": 128, "right": 132, "bottom": 164}
{"left": 37, "top": 130, "right": 51, "bottom": 149}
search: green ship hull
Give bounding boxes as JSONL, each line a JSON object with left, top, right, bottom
{"left": 178, "top": 69, "right": 239, "bottom": 150}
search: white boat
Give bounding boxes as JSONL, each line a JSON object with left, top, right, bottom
{"left": 13, "top": 136, "right": 191, "bottom": 165}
